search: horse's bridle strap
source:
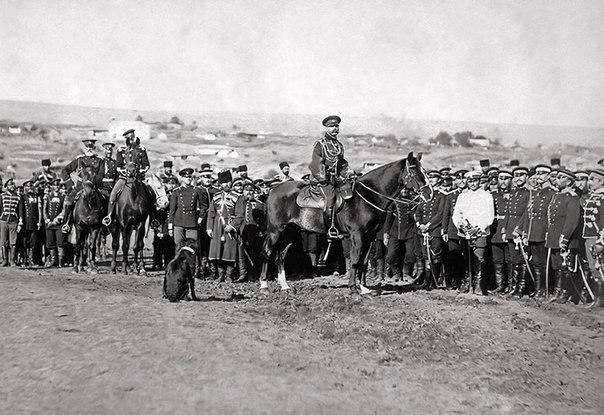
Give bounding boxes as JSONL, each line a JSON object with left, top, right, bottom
{"left": 179, "top": 246, "right": 195, "bottom": 255}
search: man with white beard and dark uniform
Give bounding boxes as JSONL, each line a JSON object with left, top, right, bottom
{"left": 453, "top": 170, "right": 494, "bottom": 295}
{"left": 582, "top": 169, "right": 604, "bottom": 308}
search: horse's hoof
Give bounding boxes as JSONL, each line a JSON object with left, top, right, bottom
{"left": 111, "top": 269, "right": 116, "bottom": 275}
{"left": 349, "top": 285, "right": 360, "bottom": 296}
{"left": 259, "top": 288, "right": 270, "bottom": 296}
{"left": 138, "top": 268, "right": 146, "bottom": 276}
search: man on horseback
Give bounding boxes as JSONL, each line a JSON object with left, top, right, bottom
{"left": 103, "top": 129, "right": 152, "bottom": 226}
{"left": 57, "top": 138, "right": 104, "bottom": 231}
{"left": 308, "top": 115, "right": 353, "bottom": 235}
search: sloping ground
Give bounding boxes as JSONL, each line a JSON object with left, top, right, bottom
{"left": 0, "top": 268, "right": 601, "bottom": 414}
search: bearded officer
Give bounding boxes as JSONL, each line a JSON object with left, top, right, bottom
{"left": 157, "top": 160, "right": 175, "bottom": 183}
{"left": 99, "top": 142, "right": 118, "bottom": 194}
{"left": 103, "top": 129, "right": 151, "bottom": 225}
{"left": 167, "top": 168, "right": 204, "bottom": 249}
{"left": 308, "top": 115, "right": 353, "bottom": 234}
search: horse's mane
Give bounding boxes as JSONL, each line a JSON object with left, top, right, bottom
{"left": 358, "top": 159, "right": 404, "bottom": 185}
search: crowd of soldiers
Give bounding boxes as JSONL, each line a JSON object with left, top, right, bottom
{"left": 371, "top": 158, "right": 604, "bottom": 308}
{"left": 0, "top": 126, "right": 603, "bottom": 308}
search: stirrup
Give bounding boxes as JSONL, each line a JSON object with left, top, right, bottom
{"left": 327, "top": 225, "right": 340, "bottom": 239}
{"left": 102, "top": 216, "right": 112, "bottom": 226}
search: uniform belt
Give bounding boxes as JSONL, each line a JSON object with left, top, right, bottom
{"left": 102, "top": 178, "right": 115, "bottom": 182}
{"left": 495, "top": 215, "right": 505, "bottom": 220}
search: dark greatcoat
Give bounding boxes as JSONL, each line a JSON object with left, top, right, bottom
{"left": 207, "top": 191, "right": 241, "bottom": 262}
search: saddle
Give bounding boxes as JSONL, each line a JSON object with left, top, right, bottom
{"left": 296, "top": 182, "right": 345, "bottom": 212}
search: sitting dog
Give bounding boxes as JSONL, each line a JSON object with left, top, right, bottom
{"left": 163, "top": 238, "right": 198, "bottom": 302}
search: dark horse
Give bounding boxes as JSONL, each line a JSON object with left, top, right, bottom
{"left": 111, "top": 163, "right": 167, "bottom": 274}
{"left": 260, "top": 152, "right": 431, "bottom": 294}
{"left": 70, "top": 168, "right": 107, "bottom": 274}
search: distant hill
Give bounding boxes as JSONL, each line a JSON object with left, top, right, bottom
{"left": 0, "top": 99, "right": 602, "bottom": 146}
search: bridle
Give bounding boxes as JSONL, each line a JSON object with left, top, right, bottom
{"left": 353, "top": 163, "right": 433, "bottom": 213}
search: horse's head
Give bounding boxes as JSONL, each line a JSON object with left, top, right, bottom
{"left": 400, "top": 152, "right": 433, "bottom": 202}
{"left": 80, "top": 167, "right": 95, "bottom": 193}
{"left": 125, "top": 162, "right": 138, "bottom": 179}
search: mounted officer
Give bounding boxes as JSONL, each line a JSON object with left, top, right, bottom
{"left": 308, "top": 115, "right": 353, "bottom": 234}
{"left": 57, "top": 138, "right": 103, "bottom": 231}
{"left": 103, "top": 129, "right": 151, "bottom": 225}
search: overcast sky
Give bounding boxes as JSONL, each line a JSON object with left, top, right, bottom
{"left": 1, "top": 0, "right": 603, "bottom": 127}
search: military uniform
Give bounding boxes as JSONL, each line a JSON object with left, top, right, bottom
{"left": 520, "top": 186, "right": 556, "bottom": 297}
{"left": 43, "top": 189, "right": 65, "bottom": 266}
{"left": 19, "top": 187, "right": 43, "bottom": 266}
{"left": 442, "top": 188, "right": 464, "bottom": 288}
{"left": 490, "top": 187, "right": 511, "bottom": 292}
{"left": 582, "top": 181, "right": 604, "bottom": 307}
{"left": 152, "top": 192, "right": 175, "bottom": 270}
{"left": 100, "top": 156, "right": 118, "bottom": 194}
{"left": 384, "top": 200, "right": 418, "bottom": 282}
{"left": 414, "top": 191, "right": 446, "bottom": 288}
{"left": 0, "top": 185, "right": 22, "bottom": 266}
{"left": 503, "top": 186, "right": 531, "bottom": 295}
{"left": 33, "top": 169, "right": 58, "bottom": 186}
{"left": 207, "top": 190, "right": 240, "bottom": 280}
{"left": 168, "top": 184, "right": 206, "bottom": 249}
{"left": 195, "top": 183, "right": 217, "bottom": 278}
{"left": 546, "top": 187, "right": 582, "bottom": 303}
{"left": 60, "top": 152, "right": 104, "bottom": 227}
{"left": 232, "top": 193, "right": 266, "bottom": 282}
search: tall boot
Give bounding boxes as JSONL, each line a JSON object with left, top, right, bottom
{"left": 390, "top": 265, "right": 402, "bottom": 283}
{"left": 531, "top": 268, "right": 545, "bottom": 298}
{"left": 490, "top": 263, "right": 506, "bottom": 294}
{"left": 587, "top": 279, "right": 603, "bottom": 308}
{"left": 24, "top": 248, "right": 33, "bottom": 267}
{"left": 9, "top": 246, "right": 17, "bottom": 266}
{"left": 474, "top": 260, "right": 486, "bottom": 295}
{"left": 547, "top": 270, "right": 564, "bottom": 303}
{"left": 514, "top": 264, "right": 529, "bottom": 298}
{"left": 236, "top": 256, "right": 248, "bottom": 282}
{"left": 432, "top": 262, "right": 443, "bottom": 289}
{"left": 1, "top": 246, "right": 7, "bottom": 266}
{"left": 225, "top": 263, "right": 236, "bottom": 282}
{"left": 556, "top": 271, "right": 573, "bottom": 304}
{"left": 508, "top": 264, "right": 521, "bottom": 296}
{"left": 402, "top": 262, "right": 413, "bottom": 284}
{"left": 416, "top": 261, "right": 430, "bottom": 290}
{"left": 57, "top": 247, "right": 64, "bottom": 267}
{"left": 210, "top": 261, "right": 219, "bottom": 280}
{"left": 458, "top": 266, "right": 470, "bottom": 293}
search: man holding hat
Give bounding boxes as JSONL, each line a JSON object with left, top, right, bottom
{"left": 206, "top": 170, "right": 240, "bottom": 281}
{"left": 545, "top": 169, "right": 582, "bottom": 304}
{"left": 167, "top": 168, "right": 207, "bottom": 250}
{"left": 453, "top": 170, "right": 495, "bottom": 295}
{"left": 103, "top": 129, "right": 151, "bottom": 225}
{"left": 100, "top": 142, "right": 118, "bottom": 194}
{"left": 274, "top": 161, "right": 294, "bottom": 183}
{"left": 308, "top": 115, "right": 353, "bottom": 233}
{"left": 582, "top": 169, "right": 604, "bottom": 307}
{"left": 57, "top": 138, "right": 103, "bottom": 230}
{"left": 0, "top": 178, "right": 22, "bottom": 266}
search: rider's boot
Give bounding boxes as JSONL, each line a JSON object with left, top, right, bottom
{"left": 415, "top": 261, "right": 430, "bottom": 290}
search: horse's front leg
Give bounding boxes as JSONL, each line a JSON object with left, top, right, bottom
{"left": 121, "top": 227, "right": 131, "bottom": 274}
{"left": 111, "top": 226, "right": 119, "bottom": 274}
{"left": 71, "top": 227, "right": 81, "bottom": 274}
{"left": 134, "top": 222, "right": 146, "bottom": 275}
{"left": 260, "top": 230, "right": 280, "bottom": 292}
{"left": 88, "top": 228, "right": 99, "bottom": 274}
{"left": 349, "top": 231, "right": 372, "bottom": 294}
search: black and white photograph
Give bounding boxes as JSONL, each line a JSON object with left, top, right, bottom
{"left": 0, "top": 0, "right": 602, "bottom": 413}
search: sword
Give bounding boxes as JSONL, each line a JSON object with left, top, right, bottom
{"left": 577, "top": 261, "right": 595, "bottom": 301}
{"left": 515, "top": 239, "right": 535, "bottom": 284}
{"left": 545, "top": 248, "right": 551, "bottom": 300}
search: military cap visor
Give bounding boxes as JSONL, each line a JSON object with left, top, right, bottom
{"left": 534, "top": 164, "right": 552, "bottom": 173}
{"left": 322, "top": 115, "right": 341, "bottom": 127}
{"left": 556, "top": 169, "right": 576, "bottom": 181}
{"left": 574, "top": 171, "right": 589, "bottom": 179}
{"left": 427, "top": 170, "right": 442, "bottom": 178}
{"left": 464, "top": 171, "right": 482, "bottom": 180}
{"left": 81, "top": 138, "right": 97, "bottom": 144}
{"left": 232, "top": 179, "right": 244, "bottom": 187}
{"left": 179, "top": 168, "right": 194, "bottom": 177}
{"left": 102, "top": 142, "right": 115, "bottom": 148}
{"left": 512, "top": 166, "right": 529, "bottom": 175}
{"left": 41, "top": 159, "right": 52, "bottom": 166}
{"left": 498, "top": 170, "right": 513, "bottom": 178}
{"left": 122, "top": 129, "right": 136, "bottom": 137}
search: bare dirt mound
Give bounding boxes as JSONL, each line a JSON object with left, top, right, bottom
{"left": 0, "top": 268, "right": 602, "bottom": 414}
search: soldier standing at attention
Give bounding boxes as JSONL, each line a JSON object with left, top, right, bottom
{"left": 152, "top": 176, "right": 178, "bottom": 270}
{"left": 0, "top": 179, "right": 22, "bottom": 266}
{"left": 518, "top": 164, "right": 556, "bottom": 298}
{"left": 195, "top": 163, "right": 216, "bottom": 279}
{"left": 414, "top": 171, "right": 446, "bottom": 289}
{"left": 206, "top": 170, "right": 240, "bottom": 282}
{"left": 545, "top": 170, "right": 582, "bottom": 304}
{"left": 103, "top": 129, "right": 151, "bottom": 225}
{"left": 19, "top": 180, "right": 43, "bottom": 267}
{"left": 489, "top": 170, "right": 512, "bottom": 293}
{"left": 43, "top": 179, "right": 66, "bottom": 267}
{"left": 504, "top": 166, "right": 531, "bottom": 297}
{"left": 233, "top": 181, "right": 266, "bottom": 282}
{"left": 453, "top": 170, "right": 495, "bottom": 295}
{"left": 442, "top": 169, "right": 467, "bottom": 289}
{"left": 167, "top": 168, "right": 204, "bottom": 249}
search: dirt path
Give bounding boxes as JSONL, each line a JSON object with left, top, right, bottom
{"left": 0, "top": 268, "right": 602, "bottom": 414}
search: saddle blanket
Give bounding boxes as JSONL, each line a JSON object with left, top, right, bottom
{"left": 296, "top": 184, "right": 327, "bottom": 210}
